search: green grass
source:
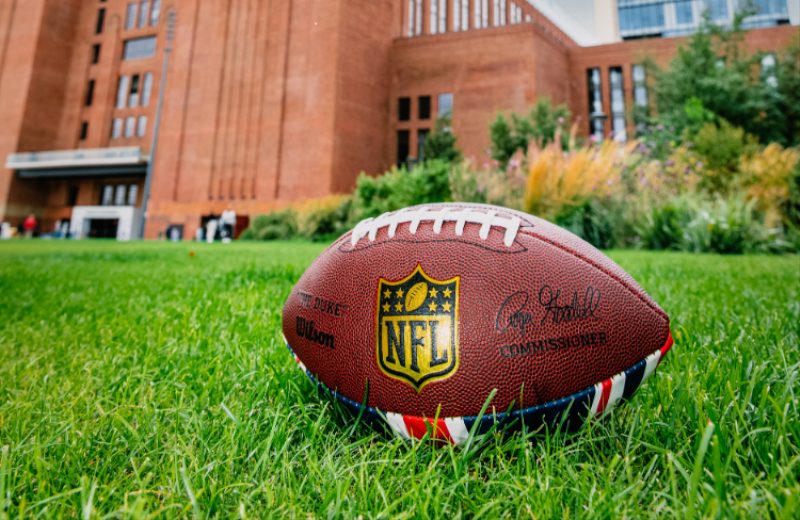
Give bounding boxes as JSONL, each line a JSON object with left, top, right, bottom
{"left": 0, "top": 241, "right": 798, "bottom": 518}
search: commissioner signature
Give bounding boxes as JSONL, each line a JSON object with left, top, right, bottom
{"left": 495, "top": 291, "right": 533, "bottom": 336}
{"left": 538, "top": 285, "right": 601, "bottom": 325}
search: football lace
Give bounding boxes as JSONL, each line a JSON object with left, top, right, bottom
{"left": 350, "top": 207, "right": 522, "bottom": 247}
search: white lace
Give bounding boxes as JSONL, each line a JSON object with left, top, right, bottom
{"left": 350, "top": 207, "right": 522, "bottom": 247}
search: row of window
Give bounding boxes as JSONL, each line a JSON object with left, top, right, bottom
{"left": 407, "top": 0, "right": 531, "bottom": 36}
{"left": 125, "top": 0, "right": 162, "bottom": 31}
{"left": 587, "top": 65, "right": 648, "bottom": 142}
{"left": 116, "top": 73, "right": 154, "bottom": 109}
{"left": 111, "top": 116, "right": 148, "bottom": 139}
{"left": 100, "top": 183, "right": 139, "bottom": 207}
{"left": 618, "top": 0, "right": 790, "bottom": 39}
{"left": 398, "top": 93, "right": 454, "bottom": 121}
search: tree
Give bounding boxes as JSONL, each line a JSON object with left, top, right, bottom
{"left": 651, "top": 13, "right": 793, "bottom": 145}
{"left": 776, "top": 35, "right": 800, "bottom": 146}
{"left": 423, "top": 114, "right": 462, "bottom": 164}
{"left": 489, "top": 98, "right": 571, "bottom": 168}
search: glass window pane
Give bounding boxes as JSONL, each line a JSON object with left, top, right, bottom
{"left": 438, "top": 93, "right": 453, "bottom": 117}
{"left": 126, "top": 2, "right": 137, "bottom": 30}
{"left": 676, "top": 1, "right": 693, "bottom": 24}
{"left": 705, "top": 0, "right": 728, "bottom": 21}
{"left": 115, "top": 185, "right": 127, "bottom": 206}
{"left": 111, "top": 118, "right": 123, "bottom": 139}
{"left": 137, "top": 116, "right": 147, "bottom": 137}
{"left": 418, "top": 96, "right": 431, "bottom": 120}
{"left": 142, "top": 72, "right": 154, "bottom": 107}
{"left": 129, "top": 74, "right": 140, "bottom": 107}
{"left": 127, "top": 185, "right": 138, "bottom": 206}
{"left": 123, "top": 36, "right": 157, "bottom": 60}
{"left": 125, "top": 117, "right": 136, "bottom": 138}
{"left": 101, "top": 185, "right": 113, "bottom": 206}
{"left": 138, "top": 0, "right": 150, "bottom": 28}
{"left": 150, "top": 0, "right": 161, "bottom": 25}
{"left": 417, "top": 129, "right": 430, "bottom": 160}
{"left": 398, "top": 97, "right": 411, "bottom": 121}
{"left": 116, "top": 76, "right": 129, "bottom": 108}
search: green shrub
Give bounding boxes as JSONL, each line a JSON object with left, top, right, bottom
{"left": 490, "top": 99, "right": 571, "bottom": 168}
{"left": 640, "top": 199, "right": 692, "bottom": 251}
{"left": 296, "top": 196, "right": 351, "bottom": 241}
{"left": 682, "top": 196, "right": 764, "bottom": 254}
{"left": 350, "top": 160, "right": 451, "bottom": 222}
{"left": 246, "top": 209, "right": 297, "bottom": 241}
{"left": 691, "top": 120, "right": 757, "bottom": 194}
{"left": 423, "top": 115, "right": 462, "bottom": 164}
{"left": 554, "top": 200, "right": 614, "bottom": 249}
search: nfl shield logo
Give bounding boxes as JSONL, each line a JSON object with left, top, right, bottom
{"left": 375, "top": 264, "right": 460, "bottom": 392}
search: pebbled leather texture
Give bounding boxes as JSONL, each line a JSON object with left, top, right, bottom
{"left": 282, "top": 203, "right": 670, "bottom": 418}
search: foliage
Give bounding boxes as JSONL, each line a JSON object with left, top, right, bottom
{"left": 295, "top": 195, "right": 352, "bottom": 241}
{"left": 447, "top": 157, "right": 527, "bottom": 210}
{"left": 351, "top": 160, "right": 452, "bottom": 221}
{"left": 691, "top": 120, "right": 758, "bottom": 194}
{"left": 553, "top": 200, "right": 615, "bottom": 249}
{"left": 650, "top": 15, "right": 796, "bottom": 146}
{"left": 1, "top": 241, "right": 799, "bottom": 517}
{"left": 776, "top": 35, "right": 800, "bottom": 146}
{"left": 739, "top": 143, "right": 800, "bottom": 228}
{"left": 242, "top": 209, "right": 297, "bottom": 240}
{"left": 423, "top": 115, "right": 462, "bottom": 164}
{"left": 490, "top": 98, "right": 571, "bottom": 167}
{"left": 523, "top": 136, "right": 632, "bottom": 219}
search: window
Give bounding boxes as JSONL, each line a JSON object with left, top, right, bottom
{"left": 675, "top": 1, "right": 694, "bottom": 25}
{"left": 123, "top": 36, "right": 157, "bottom": 60}
{"left": 430, "top": 0, "right": 438, "bottom": 34}
{"left": 141, "top": 72, "right": 154, "bottom": 106}
{"left": 137, "top": 115, "right": 147, "bottom": 137}
{"left": 417, "top": 129, "right": 430, "bottom": 161}
{"left": 127, "top": 184, "right": 138, "bottom": 206}
{"left": 111, "top": 118, "right": 123, "bottom": 139}
{"left": 398, "top": 97, "right": 411, "bottom": 121}
{"left": 705, "top": 0, "right": 728, "bottom": 22}
{"left": 68, "top": 186, "right": 79, "bottom": 206}
{"left": 454, "top": 0, "right": 469, "bottom": 31}
{"left": 91, "top": 44, "right": 101, "bottom": 64}
{"left": 511, "top": 3, "right": 523, "bottom": 24}
{"left": 407, "top": 0, "right": 422, "bottom": 36}
{"left": 438, "top": 93, "right": 453, "bottom": 117}
{"left": 632, "top": 64, "right": 648, "bottom": 108}
{"left": 761, "top": 53, "right": 777, "bottom": 88}
{"left": 609, "top": 67, "right": 626, "bottom": 142}
{"left": 115, "top": 185, "right": 127, "bottom": 206}
{"left": 95, "top": 8, "right": 106, "bottom": 34}
{"left": 125, "top": 2, "right": 137, "bottom": 30}
{"left": 125, "top": 116, "right": 136, "bottom": 138}
{"left": 116, "top": 76, "right": 129, "bottom": 108}
{"left": 129, "top": 74, "right": 141, "bottom": 107}
{"left": 150, "top": 0, "right": 161, "bottom": 25}
{"left": 438, "top": 0, "right": 447, "bottom": 33}
{"left": 587, "top": 68, "right": 604, "bottom": 141}
{"left": 138, "top": 0, "right": 150, "bottom": 28}
{"left": 475, "top": 0, "right": 489, "bottom": 28}
{"left": 418, "top": 95, "right": 431, "bottom": 120}
{"left": 101, "top": 185, "right": 113, "bottom": 206}
{"left": 494, "top": 0, "right": 507, "bottom": 26}
{"left": 397, "top": 130, "right": 410, "bottom": 166}
{"left": 80, "top": 122, "right": 89, "bottom": 141}
{"left": 429, "top": 0, "right": 448, "bottom": 34}
{"left": 85, "top": 80, "right": 96, "bottom": 106}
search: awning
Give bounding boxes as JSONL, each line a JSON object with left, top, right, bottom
{"left": 6, "top": 147, "right": 149, "bottom": 179}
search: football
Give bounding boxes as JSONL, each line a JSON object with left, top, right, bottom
{"left": 282, "top": 203, "right": 672, "bottom": 443}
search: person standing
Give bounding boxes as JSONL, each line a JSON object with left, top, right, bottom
{"left": 23, "top": 214, "right": 37, "bottom": 238}
{"left": 220, "top": 208, "right": 236, "bottom": 243}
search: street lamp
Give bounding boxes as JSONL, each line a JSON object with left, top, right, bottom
{"left": 139, "top": 8, "right": 176, "bottom": 239}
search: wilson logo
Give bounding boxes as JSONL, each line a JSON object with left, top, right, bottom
{"left": 376, "top": 264, "right": 459, "bottom": 392}
{"left": 296, "top": 317, "right": 335, "bottom": 349}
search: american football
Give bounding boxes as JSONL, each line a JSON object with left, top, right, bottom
{"left": 282, "top": 202, "right": 672, "bottom": 443}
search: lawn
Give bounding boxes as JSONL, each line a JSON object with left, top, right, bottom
{"left": 0, "top": 240, "right": 798, "bottom": 518}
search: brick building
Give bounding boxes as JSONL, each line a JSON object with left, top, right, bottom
{"left": 0, "top": 0, "right": 796, "bottom": 240}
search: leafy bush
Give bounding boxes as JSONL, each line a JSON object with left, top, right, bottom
{"left": 296, "top": 195, "right": 351, "bottom": 241}
{"left": 242, "top": 209, "right": 297, "bottom": 241}
{"left": 423, "top": 115, "right": 462, "bottom": 164}
{"left": 523, "top": 137, "right": 632, "bottom": 219}
{"left": 490, "top": 99, "right": 571, "bottom": 167}
{"left": 640, "top": 198, "right": 693, "bottom": 251}
{"left": 739, "top": 143, "right": 800, "bottom": 228}
{"left": 448, "top": 158, "right": 526, "bottom": 210}
{"left": 691, "top": 120, "right": 757, "bottom": 194}
{"left": 554, "top": 200, "right": 615, "bottom": 249}
{"left": 682, "top": 196, "right": 766, "bottom": 254}
{"left": 350, "top": 160, "right": 452, "bottom": 222}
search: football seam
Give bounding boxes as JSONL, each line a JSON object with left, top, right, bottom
{"left": 519, "top": 228, "right": 669, "bottom": 323}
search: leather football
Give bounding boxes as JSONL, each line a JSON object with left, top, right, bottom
{"left": 282, "top": 203, "right": 672, "bottom": 443}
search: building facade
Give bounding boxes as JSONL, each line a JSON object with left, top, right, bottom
{"left": 0, "top": 0, "right": 796, "bottom": 240}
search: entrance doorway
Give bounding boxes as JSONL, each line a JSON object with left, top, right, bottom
{"left": 87, "top": 218, "right": 119, "bottom": 238}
